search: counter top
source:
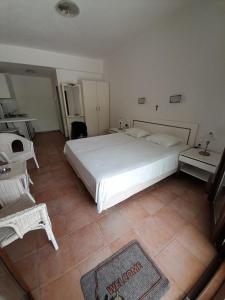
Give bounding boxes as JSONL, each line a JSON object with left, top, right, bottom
{"left": 0, "top": 117, "right": 37, "bottom": 123}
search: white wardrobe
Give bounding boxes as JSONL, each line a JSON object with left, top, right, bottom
{"left": 81, "top": 80, "right": 109, "bottom": 136}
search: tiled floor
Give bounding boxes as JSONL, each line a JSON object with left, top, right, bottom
{"left": 4, "top": 131, "right": 224, "bottom": 299}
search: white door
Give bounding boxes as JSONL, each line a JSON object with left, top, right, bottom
{"left": 82, "top": 80, "right": 99, "bottom": 136}
{"left": 97, "top": 81, "right": 109, "bottom": 135}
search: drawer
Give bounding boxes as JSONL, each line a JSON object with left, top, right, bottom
{"left": 179, "top": 155, "right": 216, "bottom": 174}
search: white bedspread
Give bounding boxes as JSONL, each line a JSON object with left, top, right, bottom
{"left": 64, "top": 133, "right": 189, "bottom": 212}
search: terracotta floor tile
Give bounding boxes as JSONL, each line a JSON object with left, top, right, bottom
{"left": 182, "top": 193, "right": 209, "bottom": 214}
{"left": 153, "top": 256, "right": 185, "bottom": 300}
{"left": 14, "top": 253, "right": 39, "bottom": 290}
{"left": 160, "top": 278, "right": 184, "bottom": 300}
{"left": 35, "top": 188, "right": 58, "bottom": 204}
{"left": 154, "top": 206, "right": 188, "bottom": 237}
{"left": 151, "top": 183, "right": 178, "bottom": 205}
{"left": 69, "top": 222, "right": 105, "bottom": 265}
{"left": 6, "top": 131, "right": 216, "bottom": 298}
{"left": 44, "top": 198, "right": 63, "bottom": 217}
{"left": 65, "top": 206, "right": 95, "bottom": 234}
{"left": 192, "top": 208, "right": 211, "bottom": 238}
{"left": 78, "top": 246, "right": 112, "bottom": 276}
{"left": 138, "top": 193, "right": 165, "bottom": 215}
{"left": 185, "top": 188, "right": 207, "bottom": 202}
{"left": 38, "top": 237, "right": 75, "bottom": 286}
{"left": 51, "top": 214, "right": 68, "bottom": 239}
{"left": 41, "top": 267, "right": 84, "bottom": 300}
{"left": 5, "top": 231, "right": 38, "bottom": 262}
{"left": 156, "top": 239, "right": 205, "bottom": 292}
{"left": 98, "top": 210, "right": 132, "bottom": 243}
{"left": 176, "top": 224, "right": 216, "bottom": 266}
{"left": 169, "top": 196, "right": 200, "bottom": 221}
{"left": 169, "top": 178, "right": 188, "bottom": 196}
{"left": 109, "top": 229, "right": 141, "bottom": 253}
{"left": 31, "top": 288, "right": 41, "bottom": 300}
{"left": 136, "top": 216, "right": 173, "bottom": 256}
{"left": 86, "top": 199, "right": 110, "bottom": 221}
{"left": 49, "top": 161, "right": 70, "bottom": 172}
{"left": 119, "top": 200, "right": 149, "bottom": 225}
{"left": 56, "top": 195, "right": 80, "bottom": 214}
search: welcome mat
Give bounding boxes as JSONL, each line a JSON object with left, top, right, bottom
{"left": 80, "top": 240, "right": 169, "bottom": 300}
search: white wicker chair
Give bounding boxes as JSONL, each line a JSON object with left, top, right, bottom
{"left": 0, "top": 133, "right": 39, "bottom": 168}
{"left": 0, "top": 194, "right": 58, "bottom": 250}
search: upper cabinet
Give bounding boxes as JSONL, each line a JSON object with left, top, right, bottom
{"left": 0, "top": 74, "right": 14, "bottom": 99}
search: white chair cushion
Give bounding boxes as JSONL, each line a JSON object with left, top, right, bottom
{"left": 0, "top": 194, "right": 35, "bottom": 247}
{"left": 0, "top": 194, "right": 35, "bottom": 218}
{"left": 0, "top": 227, "right": 17, "bottom": 245}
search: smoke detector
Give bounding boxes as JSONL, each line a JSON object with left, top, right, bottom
{"left": 55, "top": 0, "right": 80, "bottom": 17}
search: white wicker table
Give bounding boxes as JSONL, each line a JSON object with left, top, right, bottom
{"left": 0, "top": 162, "right": 30, "bottom": 206}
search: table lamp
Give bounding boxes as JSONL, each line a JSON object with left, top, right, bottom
{"left": 199, "top": 132, "right": 215, "bottom": 156}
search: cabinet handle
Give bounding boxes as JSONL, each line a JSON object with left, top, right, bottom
{"left": 98, "top": 106, "right": 100, "bottom": 111}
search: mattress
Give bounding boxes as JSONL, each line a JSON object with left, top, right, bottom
{"left": 64, "top": 133, "right": 189, "bottom": 212}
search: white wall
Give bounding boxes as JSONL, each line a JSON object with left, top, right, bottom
{"left": 105, "top": 0, "right": 225, "bottom": 152}
{"left": 0, "top": 44, "right": 103, "bottom": 74}
{"left": 11, "top": 74, "right": 59, "bottom": 132}
{"left": 56, "top": 69, "right": 103, "bottom": 83}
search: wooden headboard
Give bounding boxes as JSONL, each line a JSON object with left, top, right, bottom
{"left": 133, "top": 119, "right": 198, "bottom": 146}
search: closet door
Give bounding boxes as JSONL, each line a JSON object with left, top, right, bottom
{"left": 82, "top": 80, "right": 99, "bottom": 136}
{"left": 97, "top": 81, "right": 109, "bottom": 135}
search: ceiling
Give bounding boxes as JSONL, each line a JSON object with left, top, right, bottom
{"left": 0, "top": 0, "right": 193, "bottom": 59}
{"left": 0, "top": 62, "right": 55, "bottom": 78}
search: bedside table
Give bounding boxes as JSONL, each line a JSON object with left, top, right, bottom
{"left": 108, "top": 128, "right": 125, "bottom": 134}
{"left": 178, "top": 148, "right": 222, "bottom": 187}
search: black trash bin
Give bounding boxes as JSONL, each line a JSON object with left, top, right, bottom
{"left": 71, "top": 121, "right": 87, "bottom": 139}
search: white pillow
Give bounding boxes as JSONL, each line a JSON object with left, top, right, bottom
{"left": 146, "top": 133, "right": 181, "bottom": 147}
{"left": 125, "top": 127, "right": 150, "bottom": 138}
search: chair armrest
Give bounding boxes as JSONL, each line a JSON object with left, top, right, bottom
{"left": 0, "top": 151, "right": 10, "bottom": 162}
{"left": 0, "top": 203, "right": 49, "bottom": 238}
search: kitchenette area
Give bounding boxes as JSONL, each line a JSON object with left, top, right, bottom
{"left": 0, "top": 65, "right": 60, "bottom": 140}
{"left": 0, "top": 115, "right": 36, "bottom": 140}
{"left": 0, "top": 73, "right": 36, "bottom": 140}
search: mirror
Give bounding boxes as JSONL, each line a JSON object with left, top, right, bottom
{"left": 61, "top": 83, "right": 83, "bottom": 117}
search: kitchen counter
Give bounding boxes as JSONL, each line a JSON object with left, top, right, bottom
{"left": 0, "top": 116, "right": 37, "bottom": 123}
{"left": 0, "top": 116, "right": 36, "bottom": 139}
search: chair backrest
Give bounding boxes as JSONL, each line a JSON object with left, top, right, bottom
{"left": 0, "top": 133, "right": 27, "bottom": 155}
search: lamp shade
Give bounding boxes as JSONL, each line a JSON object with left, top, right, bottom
{"left": 205, "top": 131, "right": 215, "bottom": 143}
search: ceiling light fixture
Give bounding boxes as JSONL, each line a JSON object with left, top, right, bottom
{"left": 55, "top": 0, "right": 80, "bottom": 17}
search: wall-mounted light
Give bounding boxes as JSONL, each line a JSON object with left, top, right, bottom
{"left": 138, "top": 97, "right": 146, "bottom": 104}
{"left": 170, "top": 94, "right": 182, "bottom": 103}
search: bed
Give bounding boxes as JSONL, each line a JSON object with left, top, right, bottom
{"left": 64, "top": 120, "right": 198, "bottom": 213}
